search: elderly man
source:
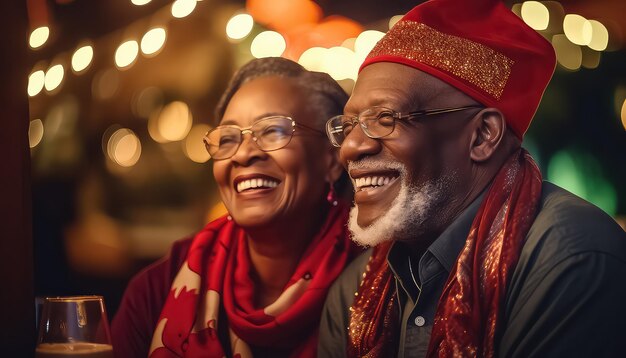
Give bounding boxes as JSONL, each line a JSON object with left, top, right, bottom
{"left": 318, "top": 0, "right": 626, "bottom": 357}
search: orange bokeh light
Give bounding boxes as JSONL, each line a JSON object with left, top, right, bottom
{"left": 284, "top": 15, "right": 363, "bottom": 60}
{"left": 311, "top": 16, "right": 363, "bottom": 47}
{"left": 246, "top": 0, "right": 322, "bottom": 32}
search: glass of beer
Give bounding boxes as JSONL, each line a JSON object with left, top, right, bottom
{"left": 36, "top": 296, "right": 113, "bottom": 358}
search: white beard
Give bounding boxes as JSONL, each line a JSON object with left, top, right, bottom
{"left": 347, "top": 159, "right": 448, "bottom": 247}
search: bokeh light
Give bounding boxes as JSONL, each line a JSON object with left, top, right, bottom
{"left": 341, "top": 37, "right": 356, "bottom": 50}
{"left": 226, "top": 13, "right": 254, "bottom": 41}
{"left": 71, "top": 45, "right": 94, "bottom": 73}
{"left": 29, "top": 26, "right": 50, "bottom": 49}
{"left": 521, "top": 1, "right": 549, "bottom": 31}
{"left": 92, "top": 68, "right": 120, "bottom": 100}
{"left": 621, "top": 99, "right": 626, "bottom": 131}
{"left": 587, "top": 20, "right": 609, "bottom": 51}
{"left": 131, "top": 0, "right": 151, "bottom": 5}
{"left": 246, "top": 0, "right": 321, "bottom": 33}
{"left": 141, "top": 27, "right": 167, "bottom": 56}
{"left": 149, "top": 101, "right": 192, "bottom": 142}
{"left": 28, "top": 70, "right": 45, "bottom": 97}
{"left": 563, "top": 14, "right": 592, "bottom": 46}
{"left": 547, "top": 150, "right": 617, "bottom": 215}
{"left": 581, "top": 48, "right": 601, "bottom": 69}
{"left": 131, "top": 87, "right": 164, "bottom": 118}
{"left": 171, "top": 0, "right": 196, "bottom": 19}
{"left": 183, "top": 124, "right": 211, "bottom": 163}
{"left": 29, "top": 119, "right": 44, "bottom": 148}
{"left": 355, "top": 30, "right": 385, "bottom": 63}
{"left": 44, "top": 64, "right": 65, "bottom": 92}
{"left": 323, "top": 47, "right": 358, "bottom": 81}
{"left": 44, "top": 96, "right": 79, "bottom": 141}
{"left": 309, "top": 16, "right": 363, "bottom": 49}
{"left": 106, "top": 128, "right": 142, "bottom": 167}
{"left": 115, "top": 40, "right": 139, "bottom": 69}
{"left": 298, "top": 47, "right": 327, "bottom": 72}
{"left": 250, "top": 31, "right": 286, "bottom": 58}
{"left": 552, "top": 34, "right": 582, "bottom": 71}
{"left": 389, "top": 15, "right": 403, "bottom": 30}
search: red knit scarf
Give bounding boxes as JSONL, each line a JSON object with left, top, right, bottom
{"left": 150, "top": 202, "right": 357, "bottom": 358}
{"left": 348, "top": 149, "right": 543, "bottom": 357}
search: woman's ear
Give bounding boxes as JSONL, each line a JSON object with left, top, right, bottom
{"left": 325, "top": 147, "right": 345, "bottom": 183}
{"left": 469, "top": 108, "right": 506, "bottom": 162}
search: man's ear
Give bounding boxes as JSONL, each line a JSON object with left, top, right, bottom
{"left": 325, "top": 147, "right": 345, "bottom": 183}
{"left": 469, "top": 108, "right": 506, "bottom": 162}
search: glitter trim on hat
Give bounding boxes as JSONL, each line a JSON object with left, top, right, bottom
{"left": 366, "top": 21, "right": 514, "bottom": 100}
{"left": 358, "top": 0, "right": 556, "bottom": 139}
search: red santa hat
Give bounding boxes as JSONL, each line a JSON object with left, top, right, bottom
{"left": 360, "top": 0, "right": 556, "bottom": 138}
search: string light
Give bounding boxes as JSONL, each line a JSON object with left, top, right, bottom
{"left": 587, "top": 20, "right": 609, "bottom": 51}
{"left": 141, "top": 27, "right": 167, "bottom": 56}
{"left": 250, "top": 31, "right": 286, "bottom": 58}
{"left": 521, "top": 1, "right": 549, "bottom": 31}
{"left": 171, "top": 0, "right": 196, "bottom": 19}
{"left": 71, "top": 45, "right": 94, "bottom": 73}
{"left": 563, "top": 14, "right": 592, "bottom": 46}
{"left": 44, "top": 64, "right": 65, "bottom": 92}
{"left": 226, "top": 13, "right": 254, "bottom": 41}
{"left": 115, "top": 40, "right": 139, "bottom": 69}
{"left": 29, "top": 27, "right": 50, "bottom": 49}
{"left": 29, "top": 119, "right": 44, "bottom": 148}
{"left": 28, "top": 70, "right": 45, "bottom": 97}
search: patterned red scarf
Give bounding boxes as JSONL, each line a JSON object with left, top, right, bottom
{"left": 348, "top": 149, "right": 543, "bottom": 357}
{"left": 150, "top": 202, "right": 357, "bottom": 358}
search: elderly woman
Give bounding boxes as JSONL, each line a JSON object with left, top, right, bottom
{"left": 111, "top": 57, "right": 359, "bottom": 357}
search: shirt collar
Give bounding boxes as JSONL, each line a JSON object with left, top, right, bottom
{"left": 387, "top": 191, "right": 485, "bottom": 276}
{"left": 427, "top": 192, "right": 485, "bottom": 272}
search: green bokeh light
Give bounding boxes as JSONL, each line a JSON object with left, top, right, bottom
{"left": 547, "top": 149, "right": 617, "bottom": 216}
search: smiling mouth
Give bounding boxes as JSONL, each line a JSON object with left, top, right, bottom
{"left": 353, "top": 173, "right": 399, "bottom": 192}
{"left": 235, "top": 177, "right": 280, "bottom": 193}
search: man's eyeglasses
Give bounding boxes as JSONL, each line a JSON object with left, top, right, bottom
{"left": 203, "top": 115, "right": 324, "bottom": 160}
{"left": 325, "top": 105, "right": 483, "bottom": 147}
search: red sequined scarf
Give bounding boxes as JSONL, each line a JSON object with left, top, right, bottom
{"left": 348, "top": 149, "right": 542, "bottom": 357}
{"left": 149, "top": 202, "right": 357, "bottom": 358}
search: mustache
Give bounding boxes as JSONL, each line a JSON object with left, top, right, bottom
{"left": 347, "top": 158, "right": 406, "bottom": 176}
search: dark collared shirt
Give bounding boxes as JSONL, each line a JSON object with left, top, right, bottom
{"left": 318, "top": 182, "right": 626, "bottom": 358}
{"left": 385, "top": 189, "right": 484, "bottom": 357}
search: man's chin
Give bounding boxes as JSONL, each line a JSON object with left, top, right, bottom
{"left": 347, "top": 177, "right": 444, "bottom": 248}
{"left": 348, "top": 205, "right": 394, "bottom": 247}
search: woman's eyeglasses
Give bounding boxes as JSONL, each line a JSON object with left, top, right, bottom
{"left": 203, "top": 116, "right": 324, "bottom": 160}
{"left": 325, "top": 105, "right": 483, "bottom": 147}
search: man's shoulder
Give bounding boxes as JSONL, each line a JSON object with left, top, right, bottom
{"left": 525, "top": 181, "right": 626, "bottom": 259}
{"left": 518, "top": 182, "right": 626, "bottom": 276}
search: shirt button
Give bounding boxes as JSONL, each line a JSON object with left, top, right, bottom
{"left": 414, "top": 316, "right": 426, "bottom": 327}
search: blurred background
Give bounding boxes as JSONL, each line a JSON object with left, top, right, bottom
{"left": 26, "top": 0, "right": 625, "bottom": 318}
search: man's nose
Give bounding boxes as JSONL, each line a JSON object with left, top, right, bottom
{"left": 339, "top": 124, "right": 382, "bottom": 165}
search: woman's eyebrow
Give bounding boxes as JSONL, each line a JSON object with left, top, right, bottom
{"left": 219, "top": 112, "right": 290, "bottom": 126}
{"left": 253, "top": 112, "right": 288, "bottom": 120}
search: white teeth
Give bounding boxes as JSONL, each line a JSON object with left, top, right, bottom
{"left": 236, "top": 178, "right": 279, "bottom": 193}
{"left": 354, "top": 175, "right": 396, "bottom": 190}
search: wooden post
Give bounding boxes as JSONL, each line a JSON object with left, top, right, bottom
{"left": 0, "top": 2, "right": 35, "bottom": 356}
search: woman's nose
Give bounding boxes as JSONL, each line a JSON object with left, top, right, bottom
{"left": 230, "top": 133, "right": 267, "bottom": 166}
{"left": 339, "top": 125, "right": 382, "bottom": 165}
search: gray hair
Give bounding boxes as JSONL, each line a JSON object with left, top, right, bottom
{"left": 214, "top": 57, "right": 348, "bottom": 129}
